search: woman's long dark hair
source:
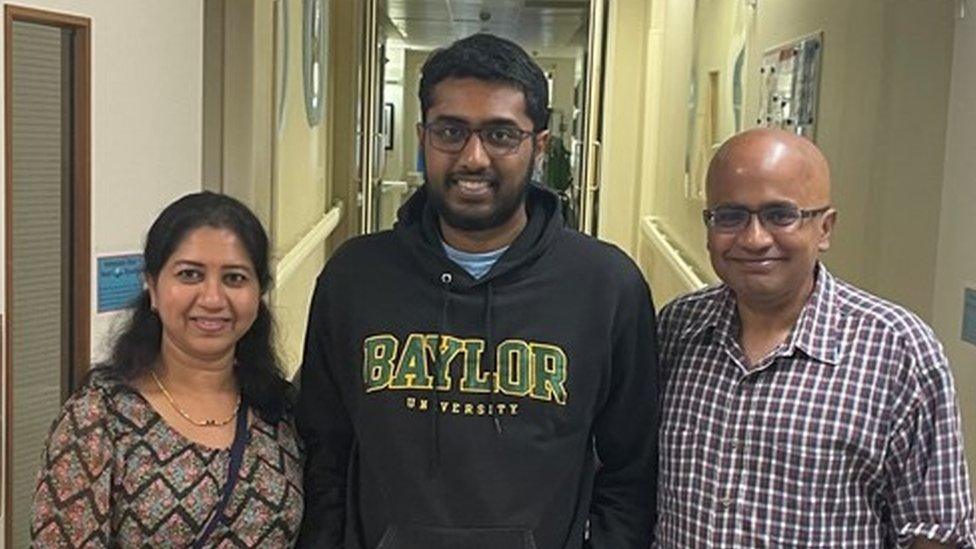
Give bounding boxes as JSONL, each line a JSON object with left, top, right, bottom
{"left": 102, "top": 191, "right": 290, "bottom": 423}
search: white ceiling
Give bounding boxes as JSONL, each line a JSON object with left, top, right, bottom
{"left": 382, "top": 0, "right": 589, "bottom": 58}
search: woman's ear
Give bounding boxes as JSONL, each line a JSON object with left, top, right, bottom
{"left": 145, "top": 275, "right": 158, "bottom": 312}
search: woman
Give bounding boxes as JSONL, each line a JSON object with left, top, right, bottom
{"left": 31, "top": 192, "right": 303, "bottom": 547}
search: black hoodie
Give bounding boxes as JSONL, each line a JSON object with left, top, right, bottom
{"left": 297, "top": 184, "right": 660, "bottom": 548}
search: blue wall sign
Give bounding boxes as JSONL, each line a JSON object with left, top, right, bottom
{"left": 97, "top": 253, "right": 145, "bottom": 313}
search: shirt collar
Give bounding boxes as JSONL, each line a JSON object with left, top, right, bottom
{"left": 679, "top": 262, "right": 840, "bottom": 366}
{"left": 787, "top": 262, "right": 840, "bottom": 366}
{"left": 678, "top": 285, "right": 736, "bottom": 343}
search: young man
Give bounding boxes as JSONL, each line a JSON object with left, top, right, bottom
{"left": 297, "top": 33, "right": 659, "bottom": 548}
{"left": 656, "top": 128, "right": 976, "bottom": 547}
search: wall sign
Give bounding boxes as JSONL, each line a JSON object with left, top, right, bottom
{"left": 97, "top": 253, "right": 144, "bottom": 313}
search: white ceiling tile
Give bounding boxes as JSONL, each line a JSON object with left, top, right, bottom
{"left": 385, "top": 0, "right": 587, "bottom": 57}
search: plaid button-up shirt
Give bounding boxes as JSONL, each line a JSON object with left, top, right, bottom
{"left": 655, "top": 264, "right": 975, "bottom": 548}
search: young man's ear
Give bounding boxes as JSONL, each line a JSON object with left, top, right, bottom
{"left": 533, "top": 130, "right": 550, "bottom": 160}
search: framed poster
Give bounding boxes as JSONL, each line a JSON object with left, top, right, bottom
{"left": 758, "top": 32, "right": 823, "bottom": 140}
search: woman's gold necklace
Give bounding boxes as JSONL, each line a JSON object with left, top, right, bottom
{"left": 150, "top": 369, "right": 241, "bottom": 427}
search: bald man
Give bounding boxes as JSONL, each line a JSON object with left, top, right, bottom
{"left": 655, "top": 129, "right": 975, "bottom": 548}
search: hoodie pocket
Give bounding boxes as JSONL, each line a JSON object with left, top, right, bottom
{"left": 375, "top": 525, "right": 538, "bottom": 549}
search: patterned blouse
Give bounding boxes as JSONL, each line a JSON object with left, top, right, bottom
{"left": 31, "top": 372, "right": 304, "bottom": 547}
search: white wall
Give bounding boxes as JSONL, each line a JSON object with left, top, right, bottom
{"left": 0, "top": 1, "right": 202, "bottom": 541}
{"left": 0, "top": 0, "right": 204, "bottom": 361}
{"left": 933, "top": 5, "right": 976, "bottom": 494}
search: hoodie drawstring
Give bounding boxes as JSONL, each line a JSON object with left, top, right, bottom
{"left": 429, "top": 272, "right": 452, "bottom": 476}
{"left": 429, "top": 272, "right": 505, "bottom": 476}
{"left": 484, "top": 282, "right": 503, "bottom": 434}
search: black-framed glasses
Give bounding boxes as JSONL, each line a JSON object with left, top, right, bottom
{"left": 422, "top": 121, "right": 535, "bottom": 156}
{"left": 702, "top": 204, "right": 831, "bottom": 233}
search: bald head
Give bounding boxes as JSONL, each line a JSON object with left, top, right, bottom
{"left": 704, "top": 128, "right": 837, "bottom": 312}
{"left": 706, "top": 128, "right": 831, "bottom": 206}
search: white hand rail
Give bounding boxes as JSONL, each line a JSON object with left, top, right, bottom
{"left": 274, "top": 202, "right": 343, "bottom": 287}
{"left": 640, "top": 216, "right": 708, "bottom": 291}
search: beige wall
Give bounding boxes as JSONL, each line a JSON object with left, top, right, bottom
{"left": 270, "top": 0, "right": 332, "bottom": 371}
{"left": 857, "top": 3, "right": 954, "bottom": 320}
{"left": 274, "top": 0, "right": 331, "bottom": 254}
{"left": 273, "top": 247, "right": 326, "bottom": 372}
{"left": 641, "top": 0, "right": 714, "bottom": 274}
{"left": 623, "top": 0, "right": 955, "bottom": 321}
{"left": 685, "top": 0, "right": 747, "bottom": 198}
{"left": 219, "top": 0, "right": 274, "bottom": 226}
{"left": 934, "top": 5, "right": 976, "bottom": 495}
{"left": 598, "top": 0, "right": 651, "bottom": 254}
{"left": 743, "top": 0, "right": 954, "bottom": 320}
{"left": 326, "top": 0, "right": 364, "bottom": 246}
{"left": 213, "top": 0, "right": 363, "bottom": 372}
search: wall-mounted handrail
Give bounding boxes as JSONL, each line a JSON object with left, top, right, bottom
{"left": 640, "top": 216, "right": 709, "bottom": 291}
{"left": 274, "top": 202, "right": 343, "bottom": 287}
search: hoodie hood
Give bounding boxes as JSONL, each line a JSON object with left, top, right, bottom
{"left": 393, "top": 182, "right": 564, "bottom": 288}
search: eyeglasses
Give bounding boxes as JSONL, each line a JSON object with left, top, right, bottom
{"left": 702, "top": 204, "right": 831, "bottom": 233}
{"left": 422, "top": 121, "right": 535, "bottom": 156}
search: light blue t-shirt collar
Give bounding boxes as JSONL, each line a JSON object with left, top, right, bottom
{"left": 441, "top": 241, "right": 509, "bottom": 280}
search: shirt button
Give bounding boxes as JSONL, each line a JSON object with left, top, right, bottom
{"left": 730, "top": 440, "right": 740, "bottom": 450}
{"left": 720, "top": 497, "right": 734, "bottom": 508}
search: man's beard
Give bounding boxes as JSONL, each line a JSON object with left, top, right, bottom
{"left": 426, "top": 152, "right": 535, "bottom": 232}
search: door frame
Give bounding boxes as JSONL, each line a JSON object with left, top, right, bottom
{"left": 577, "top": 0, "right": 609, "bottom": 235}
{"left": 3, "top": 5, "right": 91, "bottom": 543}
{"left": 358, "top": 0, "right": 381, "bottom": 234}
